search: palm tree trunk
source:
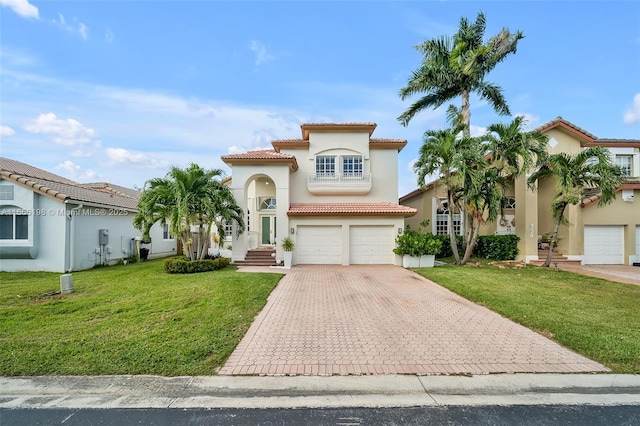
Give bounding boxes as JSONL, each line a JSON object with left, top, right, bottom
{"left": 461, "top": 221, "right": 481, "bottom": 264}
{"left": 448, "top": 190, "right": 461, "bottom": 264}
{"left": 461, "top": 89, "right": 471, "bottom": 138}
{"left": 543, "top": 206, "right": 566, "bottom": 267}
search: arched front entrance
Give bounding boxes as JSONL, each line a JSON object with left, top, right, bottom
{"left": 245, "top": 175, "right": 277, "bottom": 249}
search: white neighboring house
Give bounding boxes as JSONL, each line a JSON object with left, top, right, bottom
{"left": 221, "top": 122, "right": 417, "bottom": 265}
{"left": 0, "top": 157, "right": 176, "bottom": 272}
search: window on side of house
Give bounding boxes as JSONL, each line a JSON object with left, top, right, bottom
{"left": 435, "top": 200, "right": 462, "bottom": 236}
{"left": 224, "top": 221, "right": 233, "bottom": 238}
{"left": 162, "top": 223, "right": 173, "bottom": 240}
{"left": 0, "top": 185, "right": 14, "bottom": 201}
{"left": 342, "top": 155, "right": 363, "bottom": 177}
{"left": 615, "top": 155, "right": 633, "bottom": 177}
{"left": 0, "top": 213, "right": 28, "bottom": 240}
{"left": 315, "top": 156, "right": 335, "bottom": 177}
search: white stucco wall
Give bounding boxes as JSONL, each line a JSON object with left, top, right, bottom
{"left": 0, "top": 181, "right": 67, "bottom": 272}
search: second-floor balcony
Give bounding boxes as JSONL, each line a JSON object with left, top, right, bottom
{"left": 307, "top": 173, "right": 372, "bottom": 195}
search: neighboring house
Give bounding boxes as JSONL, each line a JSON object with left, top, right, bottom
{"left": 400, "top": 117, "right": 640, "bottom": 265}
{"left": 0, "top": 158, "right": 176, "bottom": 272}
{"left": 221, "top": 123, "right": 417, "bottom": 265}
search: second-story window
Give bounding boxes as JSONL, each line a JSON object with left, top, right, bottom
{"left": 342, "top": 156, "right": 363, "bottom": 177}
{"left": 615, "top": 155, "right": 633, "bottom": 177}
{"left": 316, "top": 156, "right": 335, "bottom": 177}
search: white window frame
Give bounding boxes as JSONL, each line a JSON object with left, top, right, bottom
{"left": 162, "top": 223, "right": 174, "bottom": 240}
{"left": 616, "top": 155, "right": 633, "bottom": 177}
{"left": 342, "top": 155, "right": 363, "bottom": 177}
{"left": 224, "top": 221, "right": 233, "bottom": 239}
{"left": 432, "top": 198, "right": 462, "bottom": 236}
{"left": 258, "top": 197, "right": 277, "bottom": 211}
{"left": 315, "top": 155, "right": 336, "bottom": 178}
{"left": 0, "top": 213, "right": 28, "bottom": 240}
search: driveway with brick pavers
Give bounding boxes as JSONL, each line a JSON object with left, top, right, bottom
{"left": 219, "top": 265, "right": 608, "bottom": 376}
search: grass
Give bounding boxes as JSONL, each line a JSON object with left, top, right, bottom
{"left": 415, "top": 262, "right": 640, "bottom": 374}
{"left": 0, "top": 259, "right": 283, "bottom": 376}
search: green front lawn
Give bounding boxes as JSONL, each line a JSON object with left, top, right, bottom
{"left": 416, "top": 264, "right": 640, "bottom": 374}
{"left": 0, "top": 259, "right": 283, "bottom": 376}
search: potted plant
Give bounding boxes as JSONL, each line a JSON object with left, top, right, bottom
{"left": 393, "top": 225, "right": 442, "bottom": 268}
{"left": 281, "top": 236, "right": 295, "bottom": 269}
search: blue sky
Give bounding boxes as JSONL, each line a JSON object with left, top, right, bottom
{"left": 1, "top": 1, "right": 639, "bottom": 197}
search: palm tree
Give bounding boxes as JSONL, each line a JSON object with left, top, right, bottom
{"left": 413, "top": 125, "right": 478, "bottom": 264}
{"left": 527, "top": 147, "right": 624, "bottom": 267}
{"left": 398, "top": 12, "right": 523, "bottom": 137}
{"left": 134, "top": 163, "right": 244, "bottom": 261}
{"left": 458, "top": 117, "right": 547, "bottom": 264}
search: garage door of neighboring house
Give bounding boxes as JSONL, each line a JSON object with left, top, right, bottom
{"left": 296, "top": 226, "right": 342, "bottom": 264}
{"left": 349, "top": 226, "right": 395, "bottom": 264}
{"left": 583, "top": 225, "right": 624, "bottom": 264}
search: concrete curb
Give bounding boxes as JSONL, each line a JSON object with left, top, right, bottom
{"left": 1, "top": 374, "right": 639, "bottom": 409}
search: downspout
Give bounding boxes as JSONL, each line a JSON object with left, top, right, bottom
{"left": 65, "top": 203, "right": 83, "bottom": 272}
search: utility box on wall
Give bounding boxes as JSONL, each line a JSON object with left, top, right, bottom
{"left": 99, "top": 229, "right": 109, "bottom": 245}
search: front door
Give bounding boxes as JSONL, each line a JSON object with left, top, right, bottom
{"left": 261, "top": 215, "right": 276, "bottom": 245}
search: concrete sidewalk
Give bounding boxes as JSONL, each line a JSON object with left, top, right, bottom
{"left": 1, "top": 374, "right": 639, "bottom": 409}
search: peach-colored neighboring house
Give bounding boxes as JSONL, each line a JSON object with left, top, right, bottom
{"left": 221, "top": 123, "right": 416, "bottom": 265}
{"left": 400, "top": 117, "right": 640, "bottom": 265}
{"left": 0, "top": 157, "right": 176, "bottom": 272}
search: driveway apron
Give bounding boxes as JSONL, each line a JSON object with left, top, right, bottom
{"left": 219, "top": 265, "right": 608, "bottom": 376}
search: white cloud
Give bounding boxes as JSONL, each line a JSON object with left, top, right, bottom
{"left": 249, "top": 40, "right": 274, "bottom": 66}
{"left": 469, "top": 124, "right": 487, "bottom": 137}
{"left": 623, "top": 93, "right": 640, "bottom": 124}
{"left": 105, "top": 28, "right": 114, "bottom": 43}
{"left": 514, "top": 112, "right": 541, "bottom": 130}
{"left": 0, "top": 0, "right": 39, "bottom": 19}
{"left": 1, "top": 125, "right": 16, "bottom": 137}
{"left": 105, "top": 148, "right": 168, "bottom": 169}
{"left": 51, "top": 13, "right": 88, "bottom": 40}
{"left": 55, "top": 160, "right": 98, "bottom": 182}
{"left": 24, "top": 112, "right": 98, "bottom": 146}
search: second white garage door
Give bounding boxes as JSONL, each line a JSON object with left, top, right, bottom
{"left": 296, "top": 226, "right": 342, "bottom": 264}
{"left": 583, "top": 225, "right": 624, "bottom": 264}
{"left": 349, "top": 226, "right": 395, "bottom": 264}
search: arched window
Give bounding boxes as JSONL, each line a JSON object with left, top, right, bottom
{"left": 260, "top": 198, "right": 277, "bottom": 210}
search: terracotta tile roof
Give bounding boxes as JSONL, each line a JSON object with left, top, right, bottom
{"left": 534, "top": 116, "right": 597, "bottom": 142}
{"left": 587, "top": 138, "right": 640, "bottom": 148}
{"left": 288, "top": 202, "right": 417, "bottom": 217}
{"left": 221, "top": 149, "right": 299, "bottom": 171}
{"left": 0, "top": 157, "right": 139, "bottom": 210}
{"left": 300, "top": 122, "right": 377, "bottom": 139}
{"left": 302, "top": 122, "right": 377, "bottom": 127}
{"left": 221, "top": 149, "right": 295, "bottom": 160}
{"left": 0, "top": 157, "right": 77, "bottom": 185}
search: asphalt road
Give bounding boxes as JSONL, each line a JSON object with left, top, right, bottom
{"left": 2, "top": 405, "right": 640, "bottom": 426}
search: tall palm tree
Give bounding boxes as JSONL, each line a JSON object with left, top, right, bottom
{"left": 527, "top": 147, "right": 624, "bottom": 267}
{"left": 398, "top": 12, "right": 523, "bottom": 137}
{"left": 134, "top": 163, "right": 244, "bottom": 261}
{"left": 413, "top": 125, "right": 478, "bottom": 264}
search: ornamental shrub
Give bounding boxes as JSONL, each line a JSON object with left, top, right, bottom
{"left": 163, "top": 256, "right": 230, "bottom": 274}
{"left": 393, "top": 226, "right": 442, "bottom": 257}
{"left": 432, "top": 234, "right": 464, "bottom": 258}
{"left": 474, "top": 234, "right": 520, "bottom": 260}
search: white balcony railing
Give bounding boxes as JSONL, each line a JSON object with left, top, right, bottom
{"left": 308, "top": 173, "right": 371, "bottom": 185}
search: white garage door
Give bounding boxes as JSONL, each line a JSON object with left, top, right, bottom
{"left": 349, "top": 226, "right": 395, "bottom": 264}
{"left": 296, "top": 226, "right": 342, "bottom": 264}
{"left": 583, "top": 225, "right": 624, "bottom": 264}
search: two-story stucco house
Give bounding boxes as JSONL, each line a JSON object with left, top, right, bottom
{"left": 221, "top": 122, "right": 417, "bottom": 265}
{"left": 0, "top": 157, "right": 176, "bottom": 272}
{"left": 400, "top": 117, "right": 640, "bottom": 266}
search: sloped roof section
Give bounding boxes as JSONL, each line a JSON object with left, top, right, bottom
{"left": 221, "top": 150, "right": 299, "bottom": 171}
{"left": 288, "top": 202, "right": 417, "bottom": 217}
{"left": 534, "top": 116, "right": 597, "bottom": 142}
{"left": 300, "top": 122, "right": 377, "bottom": 139}
{"left": 0, "top": 157, "right": 139, "bottom": 210}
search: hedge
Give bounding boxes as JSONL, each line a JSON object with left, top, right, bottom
{"left": 433, "top": 234, "right": 520, "bottom": 260}
{"left": 163, "top": 257, "right": 230, "bottom": 274}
